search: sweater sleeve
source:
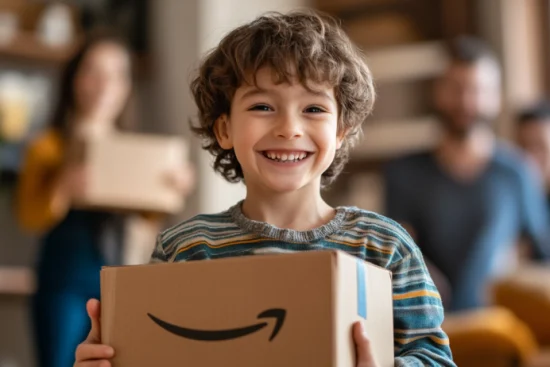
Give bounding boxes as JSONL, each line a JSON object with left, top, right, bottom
{"left": 391, "top": 247, "right": 456, "bottom": 366}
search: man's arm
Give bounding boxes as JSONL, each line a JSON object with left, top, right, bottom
{"left": 518, "top": 162, "right": 550, "bottom": 259}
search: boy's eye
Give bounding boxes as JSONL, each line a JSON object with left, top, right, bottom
{"left": 249, "top": 104, "right": 272, "bottom": 112}
{"left": 305, "top": 106, "right": 325, "bottom": 113}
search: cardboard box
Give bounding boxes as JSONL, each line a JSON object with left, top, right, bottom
{"left": 101, "top": 250, "right": 394, "bottom": 367}
{"left": 76, "top": 132, "right": 187, "bottom": 214}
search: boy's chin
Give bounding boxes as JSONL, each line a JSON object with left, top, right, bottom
{"left": 260, "top": 178, "right": 313, "bottom": 194}
{"left": 267, "top": 185, "right": 302, "bottom": 194}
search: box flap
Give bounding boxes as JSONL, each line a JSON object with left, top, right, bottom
{"left": 333, "top": 251, "right": 394, "bottom": 367}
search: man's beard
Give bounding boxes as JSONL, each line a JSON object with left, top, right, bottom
{"left": 438, "top": 111, "right": 492, "bottom": 139}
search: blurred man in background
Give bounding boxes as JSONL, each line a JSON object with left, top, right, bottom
{"left": 516, "top": 100, "right": 550, "bottom": 208}
{"left": 384, "top": 36, "right": 550, "bottom": 311}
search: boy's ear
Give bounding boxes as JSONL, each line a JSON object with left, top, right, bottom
{"left": 336, "top": 127, "right": 349, "bottom": 149}
{"left": 213, "top": 114, "right": 233, "bottom": 150}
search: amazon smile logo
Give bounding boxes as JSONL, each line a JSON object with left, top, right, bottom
{"left": 147, "top": 308, "right": 286, "bottom": 342}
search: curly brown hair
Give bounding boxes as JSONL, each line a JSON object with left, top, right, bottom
{"left": 190, "top": 10, "right": 375, "bottom": 187}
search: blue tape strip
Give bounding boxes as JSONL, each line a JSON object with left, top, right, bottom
{"left": 356, "top": 259, "right": 367, "bottom": 319}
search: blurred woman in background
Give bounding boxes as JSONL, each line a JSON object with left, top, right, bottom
{"left": 16, "top": 33, "right": 194, "bottom": 367}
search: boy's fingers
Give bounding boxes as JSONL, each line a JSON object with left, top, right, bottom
{"left": 75, "top": 344, "right": 114, "bottom": 362}
{"left": 353, "top": 322, "right": 376, "bottom": 367}
{"left": 85, "top": 299, "right": 101, "bottom": 343}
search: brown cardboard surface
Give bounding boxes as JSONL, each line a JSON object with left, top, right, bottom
{"left": 77, "top": 132, "right": 187, "bottom": 214}
{"left": 101, "top": 250, "right": 394, "bottom": 367}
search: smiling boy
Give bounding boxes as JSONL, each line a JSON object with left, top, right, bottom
{"left": 74, "top": 11, "right": 455, "bottom": 367}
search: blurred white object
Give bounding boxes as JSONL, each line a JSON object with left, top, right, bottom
{"left": 0, "top": 12, "right": 18, "bottom": 45}
{"left": 0, "top": 73, "right": 30, "bottom": 142}
{"left": 37, "top": 2, "right": 74, "bottom": 47}
{"left": 123, "top": 215, "right": 159, "bottom": 265}
{"left": 25, "top": 75, "right": 52, "bottom": 134}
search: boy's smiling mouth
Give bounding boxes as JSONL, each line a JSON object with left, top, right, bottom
{"left": 261, "top": 150, "right": 312, "bottom": 163}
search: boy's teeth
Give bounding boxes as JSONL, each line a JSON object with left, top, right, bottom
{"left": 264, "top": 151, "right": 308, "bottom": 162}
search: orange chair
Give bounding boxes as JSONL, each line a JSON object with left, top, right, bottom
{"left": 491, "top": 264, "right": 550, "bottom": 346}
{"left": 443, "top": 307, "right": 539, "bottom": 367}
{"left": 525, "top": 349, "right": 550, "bottom": 367}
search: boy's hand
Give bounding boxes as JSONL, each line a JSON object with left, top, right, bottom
{"left": 353, "top": 321, "right": 379, "bottom": 367}
{"left": 74, "top": 299, "right": 115, "bottom": 367}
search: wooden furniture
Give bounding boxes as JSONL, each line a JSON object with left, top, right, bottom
{"left": 0, "top": 30, "right": 79, "bottom": 66}
{"left": 0, "top": 266, "right": 34, "bottom": 295}
{"left": 313, "top": 0, "right": 478, "bottom": 210}
{"left": 443, "top": 307, "right": 539, "bottom": 367}
{"left": 491, "top": 263, "right": 550, "bottom": 347}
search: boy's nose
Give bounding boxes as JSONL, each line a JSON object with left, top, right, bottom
{"left": 274, "top": 114, "right": 303, "bottom": 140}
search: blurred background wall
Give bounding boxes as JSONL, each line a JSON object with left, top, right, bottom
{"left": 0, "top": 0, "right": 309, "bottom": 366}
{"left": 1, "top": 0, "right": 550, "bottom": 366}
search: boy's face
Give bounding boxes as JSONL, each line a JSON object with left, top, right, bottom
{"left": 215, "top": 67, "right": 344, "bottom": 194}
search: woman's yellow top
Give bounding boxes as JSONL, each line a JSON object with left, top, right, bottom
{"left": 16, "top": 129, "right": 66, "bottom": 234}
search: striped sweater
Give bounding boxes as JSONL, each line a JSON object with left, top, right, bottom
{"left": 150, "top": 201, "right": 455, "bottom": 367}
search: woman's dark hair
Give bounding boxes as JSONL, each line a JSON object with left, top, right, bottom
{"left": 50, "top": 30, "right": 133, "bottom": 140}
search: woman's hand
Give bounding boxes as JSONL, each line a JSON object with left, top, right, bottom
{"left": 60, "top": 164, "right": 88, "bottom": 200}
{"left": 164, "top": 163, "right": 196, "bottom": 196}
{"left": 50, "top": 164, "right": 88, "bottom": 217}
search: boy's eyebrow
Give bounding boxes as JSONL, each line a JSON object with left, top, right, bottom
{"left": 306, "top": 89, "right": 334, "bottom": 101}
{"left": 240, "top": 87, "right": 268, "bottom": 100}
{"left": 241, "top": 87, "right": 334, "bottom": 101}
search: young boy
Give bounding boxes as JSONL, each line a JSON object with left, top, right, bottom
{"left": 74, "top": 11, "right": 455, "bottom": 367}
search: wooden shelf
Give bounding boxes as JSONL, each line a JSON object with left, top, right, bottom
{"left": 351, "top": 116, "right": 440, "bottom": 159}
{"left": 0, "top": 266, "right": 34, "bottom": 296}
{"left": 365, "top": 41, "right": 448, "bottom": 83}
{"left": 316, "top": 0, "right": 445, "bottom": 40}
{"left": 0, "top": 31, "right": 79, "bottom": 66}
{"left": 316, "top": 0, "right": 413, "bottom": 20}
{"left": 374, "top": 79, "right": 433, "bottom": 120}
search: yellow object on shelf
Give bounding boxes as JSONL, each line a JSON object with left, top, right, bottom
{"left": 0, "top": 99, "right": 29, "bottom": 142}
